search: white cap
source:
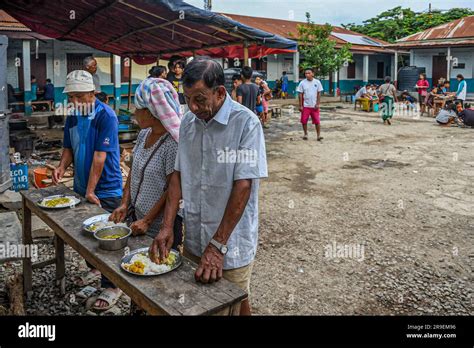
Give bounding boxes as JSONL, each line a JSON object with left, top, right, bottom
{"left": 63, "top": 70, "right": 95, "bottom": 93}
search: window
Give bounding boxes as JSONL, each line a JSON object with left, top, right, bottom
{"left": 377, "top": 62, "right": 384, "bottom": 79}
{"left": 347, "top": 62, "right": 356, "bottom": 79}
{"left": 453, "top": 63, "right": 466, "bottom": 69}
{"left": 66, "top": 53, "right": 92, "bottom": 74}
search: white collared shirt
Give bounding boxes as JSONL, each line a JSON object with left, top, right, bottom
{"left": 175, "top": 94, "right": 268, "bottom": 269}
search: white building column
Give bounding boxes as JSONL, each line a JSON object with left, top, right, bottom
{"left": 362, "top": 54, "right": 369, "bottom": 84}
{"left": 293, "top": 50, "right": 299, "bottom": 82}
{"left": 332, "top": 70, "right": 338, "bottom": 97}
{"left": 446, "top": 46, "right": 451, "bottom": 83}
{"left": 409, "top": 50, "right": 414, "bottom": 66}
{"left": 392, "top": 50, "right": 398, "bottom": 87}
{"left": 113, "top": 54, "right": 121, "bottom": 111}
{"left": 22, "top": 40, "right": 32, "bottom": 116}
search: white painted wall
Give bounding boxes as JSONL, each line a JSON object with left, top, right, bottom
{"left": 411, "top": 47, "right": 473, "bottom": 79}
{"left": 267, "top": 53, "right": 295, "bottom": 81}
{"left": 6, "top": 39, "right": 155, "bottom": 89}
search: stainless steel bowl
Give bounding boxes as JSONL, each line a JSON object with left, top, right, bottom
{"left": 94, "top": 226, "right": 131, "bottom": 251}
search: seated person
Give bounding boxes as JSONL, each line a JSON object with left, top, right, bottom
{"left": 367, "top": 85, "right": 379, "bottom": 100}
{"left": 425, "top": 86, "right": 440, "bottom": 110}
{"left": 435, "top": 101, "right": 458, "bottom": 126}
{"left": 441, "top": 81, "right": 450, "bottom": 95}
{"left": 44, "top": 78, "right": 55, "bottom": 101}
{"left": 355, "top": 84, "right": 371, "bottom": 111}
{"left": 355, "top": 84, "right": 370, "bottom": 99}
{"left": 458, "top": 103, "right": 474, "bottom": 127}
{"left": 401, "top": 91, "right": 416, "bottom": 110}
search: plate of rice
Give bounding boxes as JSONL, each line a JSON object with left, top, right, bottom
{"left": 120, "top": 248, "right": 182, "bottom": 276}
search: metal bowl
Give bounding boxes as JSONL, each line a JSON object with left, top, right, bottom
{"left": 94, "top": 225, "right": 131, "bottom": 251}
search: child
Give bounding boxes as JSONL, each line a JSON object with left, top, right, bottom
{"left": 401, "top": 91, "right": 416, "bottom": 110}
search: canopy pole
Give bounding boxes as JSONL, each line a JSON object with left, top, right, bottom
{"left": 243, "top": 42, "right": 249, "bottom": 66}
{"left": 128, "top": 61, "right": 132, "bottom": 110}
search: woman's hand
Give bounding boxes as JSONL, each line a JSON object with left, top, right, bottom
{"left": 130, "top": 219, "right": 150, "bottom": 236}
{"left": 109, "top": 204, "right": 128, "bottom": 223}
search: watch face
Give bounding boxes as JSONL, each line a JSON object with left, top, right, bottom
{"left": 221, "top": 246, "right": 228, "bottom": 255}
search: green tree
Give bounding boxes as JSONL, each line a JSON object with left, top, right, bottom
{"left": 343, "top": 7, "right": 474, "bottom": 43}
{"left": 295, "top": 13, "right": 353, "bottom": 79}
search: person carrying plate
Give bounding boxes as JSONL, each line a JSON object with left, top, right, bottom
{"left": 149, "top": 58, "right": 268, "bottom": 315}
{"left": 52, "top": 70, "right": 123, "bottom": 311}
{"left": 109, "top": 77, "right": 183, "bottom": 247}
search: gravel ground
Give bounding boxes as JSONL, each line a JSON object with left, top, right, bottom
{"left": 252, "top": 106, "right": 473, "bottom": 315}
{"left": 1, "top": 104, "right": 472, "bottom": 315}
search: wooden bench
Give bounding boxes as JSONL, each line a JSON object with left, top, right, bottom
{"left": 21, "top": 185, "right": 247, "bottom": 315}
{"left": 8, "top": 100, "right": 54, "bottom": 112}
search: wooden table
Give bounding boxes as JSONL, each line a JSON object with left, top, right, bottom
{"left": 21, "top": 185, "right": 247, "bottom": 315}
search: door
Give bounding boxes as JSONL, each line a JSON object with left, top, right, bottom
{"left": 17, "top": 53, "right": 47, "bottom": 90}
{"left": 432, "top": 55, "right": 447, "bottom": 86}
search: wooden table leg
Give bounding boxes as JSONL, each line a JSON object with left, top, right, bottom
{"left": 22, "top": 197, "right": 33, "bottom": 298}
{"left": 54, "top": 235, "right": 66, "bottom": 296}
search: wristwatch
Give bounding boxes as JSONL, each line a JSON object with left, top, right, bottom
{"left": 209, "top": 238, "right": 228, "bottom": 255}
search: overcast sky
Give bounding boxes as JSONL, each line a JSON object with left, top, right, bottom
{"left": 186, "top": 0, "right": 474, "bottom": 26}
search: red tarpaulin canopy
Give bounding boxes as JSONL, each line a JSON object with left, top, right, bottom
{"left": 0, "top": 0, "right": 297, "bottom": 64}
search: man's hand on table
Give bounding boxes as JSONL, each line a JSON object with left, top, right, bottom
{"left": 149, "top": 226, "right": 173, "bottom": 264}
{"left": 195, "top": 244, "right": 224, "bottom": 284}
{"left": 109, "top": 204, "right": 127, "bottom": 223}
{"left": 52, "top": 166, "right": 65, "bottom": 185}
{"left": 130, "top": 219, "right": 150, "bottom": 236}
{"left": 85, "top": 191, "right": 101, "bottom": 206}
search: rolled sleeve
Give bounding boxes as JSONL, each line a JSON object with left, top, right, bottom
{"left": 233, "top": 118, "right": 268, "bottom": 181}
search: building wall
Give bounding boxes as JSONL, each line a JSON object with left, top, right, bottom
{"left": 411, "top": 47, "right": 474, "bottom": 92}
{"left": 6, "top": 38, "right": 156, "bottom": 107}
{"left": 264, "top": 52, "right": 393, "bottom": 95}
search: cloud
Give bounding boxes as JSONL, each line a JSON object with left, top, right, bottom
{"left": 187, "top": 0, "right": 474, "bottom": 25}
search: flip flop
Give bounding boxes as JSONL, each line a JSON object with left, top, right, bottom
{"left": 92, "top": 288, "right": 123, "bottom": 312}
{"left": 74, "top": 270, "right": 101, "bottom": 287}
{"left": 76, "top": 286, "right": 98, "bottom": 300}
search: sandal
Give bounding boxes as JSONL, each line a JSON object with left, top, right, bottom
{"left": 303, "top": 135, "right": 308, "bottom": 140}
{"left": 74, "top": 270, "right": 101, "bottom": 287}
{"left": 92, "top": 288, "right": 123, "bottom": 312}
{"left": 76, "top": 286, "right": 98, "bottom": 300}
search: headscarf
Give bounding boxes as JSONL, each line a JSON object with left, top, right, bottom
{"left": 134, "top": 77, "right": 182, "bottom": 142}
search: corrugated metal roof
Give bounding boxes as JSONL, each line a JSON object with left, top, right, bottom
{"left": 391, "top": 15, "right": 474, "bottom": 48}
{"left": 0, "top": 10, "right": 30, "bottom": 32}
{"left": 220, "top": 13, "right": 394, "bottom": 54}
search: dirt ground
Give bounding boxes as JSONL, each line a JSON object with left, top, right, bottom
{"left": 251, "top": 105, "right": 473, "bottom": 315}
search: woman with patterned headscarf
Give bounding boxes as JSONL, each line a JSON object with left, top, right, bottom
{"left": 110, "top": 77, "right": 183, "bottom": 246}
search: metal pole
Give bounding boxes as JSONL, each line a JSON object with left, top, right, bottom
{"left": 127, "top": 60, "right": 132, "bottom": 110}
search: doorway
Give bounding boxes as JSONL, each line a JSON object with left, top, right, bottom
{"left": 432, "top": 55, "right": 447, "bottom": 86}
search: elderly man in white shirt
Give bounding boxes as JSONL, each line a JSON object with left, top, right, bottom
{"left": 149, "top": 58, "right": 268, "bottom": 315}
